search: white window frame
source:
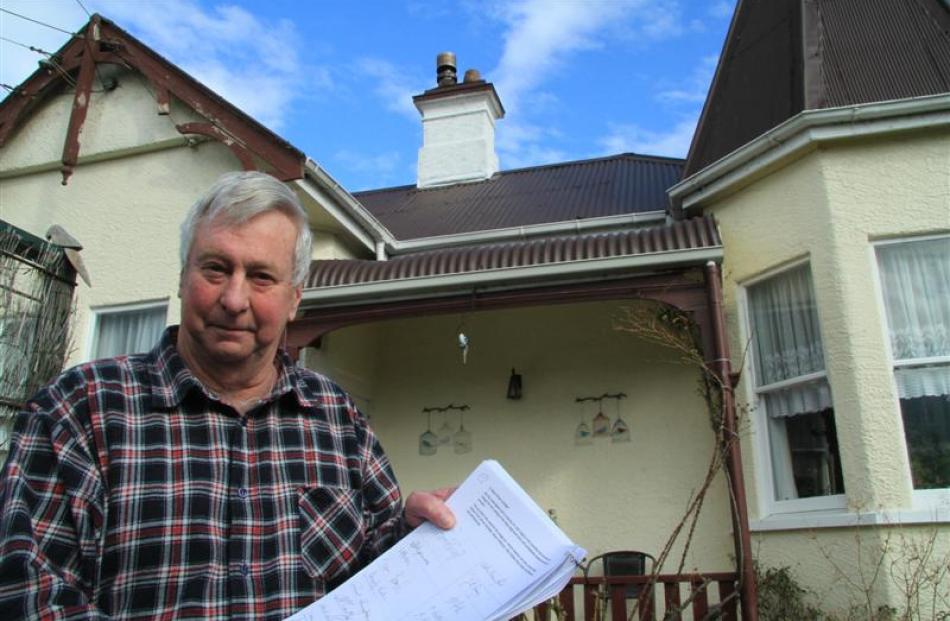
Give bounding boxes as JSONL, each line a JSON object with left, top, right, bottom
{"left": 871, "top": 234, "right": 950, "bottom": 514}
{"left": 85, "top": 299, "right": 169, "bottom": 361}
{"left": 737, "top": 258, "right": 848, "bottom": 522}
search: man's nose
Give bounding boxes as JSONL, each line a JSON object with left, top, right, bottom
{"left": 219, "top": 274, "right": 250, "bottom": 314}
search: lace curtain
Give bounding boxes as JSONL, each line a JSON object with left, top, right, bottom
{"left": 748, "top": 264, "right": 832, "bottom": 417}
{"left": 877, "top": 237, "right": 950, "bottom": 399}
{"left": 93, "top": 305, "right": 167, "bottom": 359}
{"left": 749, "top": 264, "right": 837, "bottom": 501}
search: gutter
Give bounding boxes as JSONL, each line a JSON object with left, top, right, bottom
{"left": 669, "top": 94, "right": 950, "bottom": 218}
{"left": 298, "top": 159, "right": 396, "bottom": 255}
{"left": 386, "top": 211, "right": 668, "bottom": 254}
{"left": 300, "top": 245, "right": 722, "bottom": 308}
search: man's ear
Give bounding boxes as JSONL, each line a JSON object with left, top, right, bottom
{"left": 289, "top": 285, "right": 302, "bottom": 320}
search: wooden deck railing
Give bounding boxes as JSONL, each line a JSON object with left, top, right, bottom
{"left": 529, "top": 572, "right": 740, "bottom": 621}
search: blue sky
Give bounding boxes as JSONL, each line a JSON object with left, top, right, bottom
{"left": 1, "top": 0, "right": 735, "bottom": 191}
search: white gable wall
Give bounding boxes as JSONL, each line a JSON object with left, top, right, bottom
{"left": 0, "top": 69, "right": 349, "bottom": 365}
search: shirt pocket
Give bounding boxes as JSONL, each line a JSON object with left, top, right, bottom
{"left": 297, "top": 486, "right": 365, "bottom": 585}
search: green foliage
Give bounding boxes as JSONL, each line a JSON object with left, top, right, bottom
{"left": 756, "top": 564, "right": 823, "bottom": 621}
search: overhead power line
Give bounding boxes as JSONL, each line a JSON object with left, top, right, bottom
{"left": 0, "top": 35, "right": 54, "bottom": 56}
{"left": 0, "top": 8, "right": 79, "bottom": 37}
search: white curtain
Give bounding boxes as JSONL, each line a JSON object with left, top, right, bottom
{"left": 749, "top": 265, "right": 834, "bottom": 501}
{"left": 767, "top": 417, "right": 798, "bottom": 500}
{"left": 94, "top": 305, "right": 166, "bottom": 359}
{"left": 749, "top": 264, "right": 832, "bottom": 416}
{"left": 877, "top": 238, "right": 950, "bottom": 399}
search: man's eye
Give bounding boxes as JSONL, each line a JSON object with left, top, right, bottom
{"left": 252, "top": 273, "right": 276, "bottom": 284}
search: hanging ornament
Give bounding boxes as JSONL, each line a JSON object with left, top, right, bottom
{"left": 458, "top": 331, "right": 470, "bottom": 364}
{"left": 453, "top": 411, "right": 472, "bottom": 454}
{"left": 419, "top": 411, "right": 438, "bottom": 456}
{"left": 437, "top": 411, "right": 453, "bottom": 445}
{"left": 592, "top": 407, "right": 610, "bottom": 438}
{"left": 611, "top": 398, "right": 631, "bottom": 443}
{"left": 574, "top": 402, "right": 592, "bottom": 446}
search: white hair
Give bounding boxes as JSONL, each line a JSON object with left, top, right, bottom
{"left": 180, "top": 171, "right": 313, "bottom": 286}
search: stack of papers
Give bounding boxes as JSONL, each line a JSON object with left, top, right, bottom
{"left": 287, "top": 460, "right": 586, "bottom": 621}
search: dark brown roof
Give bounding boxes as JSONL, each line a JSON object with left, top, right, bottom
{"left": 353, "top": 153, "right": 684, "bottom": 240}
{"left": 306, "top": 215, "right": 719, "bottom": 288}
{"left": 685, "top": 0, "right": 950, "bottom": 177}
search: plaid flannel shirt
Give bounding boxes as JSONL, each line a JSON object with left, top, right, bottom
{"left": 0, "top": 327, "right": 406, "bottom": 620}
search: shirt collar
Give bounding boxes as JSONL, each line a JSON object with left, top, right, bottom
{"left": 148, "top": 326, "right": 310, "bottom": 410}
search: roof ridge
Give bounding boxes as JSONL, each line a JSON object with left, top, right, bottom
{"left": 353, "top": 152, "right": 685, "bottom": 196}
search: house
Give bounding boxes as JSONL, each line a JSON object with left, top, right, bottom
{"left": 0, "top": 0, "right": 947, "bottom": 618}
{"left": 669, "top": 0, "right": 950, "bottom": 615}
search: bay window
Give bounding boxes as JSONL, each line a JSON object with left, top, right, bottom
{"left": 746, "top": 262, "right": 845, "bottom": 503}
{"left": 875, "top": 236, "right": 950, "bottom": 490}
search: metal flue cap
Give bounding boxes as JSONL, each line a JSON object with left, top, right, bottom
{"left": 436, "top": 51, "right": 457, "bottom": 86}
{"left": 463, "top": 69, "right": 481, "bottom": 83}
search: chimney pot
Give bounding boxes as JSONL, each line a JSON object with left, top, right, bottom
{"left": 436, "top": 51, "right": 457, "bottom": 86}
{"left": 463, "top": 69, "right": 481, "bottom": 83}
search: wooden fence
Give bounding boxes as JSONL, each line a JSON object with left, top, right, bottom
{"left": 530, "top": 572, "right": 740, "bottom": 621}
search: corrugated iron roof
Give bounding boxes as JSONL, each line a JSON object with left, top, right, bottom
{"left": 685, "top": 0, "right": 950, "bottom": 177}
{"left": 307, "top": 215, "right": 720, "bottom": 288}
{"left": 353, "top": 153, "right": 684, "bottom": 241}
{"left": 817, "top": 0, "right": 950, "bottom": 108}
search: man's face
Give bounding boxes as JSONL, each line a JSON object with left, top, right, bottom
{"left": 178, "top": 210, "right": 302, "bottom": 376}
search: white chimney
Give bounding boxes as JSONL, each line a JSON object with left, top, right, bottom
{"left": 414, "top": 52, "right": 505, "bottom": 188}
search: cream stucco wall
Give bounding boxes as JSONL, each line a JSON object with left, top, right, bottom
{"left": 751, "top": 523, "right": 950, "bottom": 616}
{"left": 305, "top": 300, "right": 738, "bottom": 572}
{"left": 704, "top": 128, "right": 950, "bottom": 615}
{"left": 0, "top": 69, "right": 355, "bottom": 366}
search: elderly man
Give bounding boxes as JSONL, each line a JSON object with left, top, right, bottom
{"left": 0, "top": 171, "right": 454, "bottom": 620}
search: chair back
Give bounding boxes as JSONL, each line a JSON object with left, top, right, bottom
{"left": 588, "top": 550, "right": 655, "bottom": 600}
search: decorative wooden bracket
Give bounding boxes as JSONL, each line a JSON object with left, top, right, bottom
{"left": 0, "top": 15, "right": 306, "bottom": 183}
{"left": 175, "top": 122, "right": 256, "bottom": 170}
{"left": 60, "top": 16, "right": 101, "bottom": 185}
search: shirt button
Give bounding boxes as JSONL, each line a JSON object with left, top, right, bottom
{"left": 240, "top": 563, "right": 250, "bottom": 576}
{"left": 238, "top": 487, "right": 248, "bottom": 498}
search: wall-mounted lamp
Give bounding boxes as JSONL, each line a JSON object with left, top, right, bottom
{"left": 507, "top": 368, "right": 523, "bottom": 400}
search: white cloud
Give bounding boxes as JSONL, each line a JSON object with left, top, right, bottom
{"left": 486, "top": 0, "right": 684, "bottom": 166}
{"left": 1, "top": 0, "right": 318, "bottom": 131}
{"left": 598, "top": 118, "right": 698, "bottom": 159}
{"left": 353, "top": 58, "right": 424, "bottom": 122}
{"left": 491, "top": 0, "right": 640, "bottom": 114}
{"left": 96, "top": 0, "right": 315, "bottom": 131}
{"left": 656, "top": 54, "right": 718, "bottom": 105}
{"left": 333, "top": 149, "right": 406, "bottom": 190}
{"left": 496, "top": 119, "right": 566, "bottom": 169}
{"left": 709, "top": 1, "right": 736, "bottom": 19}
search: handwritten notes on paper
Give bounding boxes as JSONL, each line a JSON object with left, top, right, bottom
{"left": 285, "top": 460, "right": 586, "bottom": 621}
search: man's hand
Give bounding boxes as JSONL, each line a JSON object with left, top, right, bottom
{"left": 404, "top": 487, "right": 457, "bottom": 529}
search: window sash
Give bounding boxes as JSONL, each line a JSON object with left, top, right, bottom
{"left": 876, "top": 236, "right": 950, "bottom": 363}
{"left": 748, "top": 263, "right": 829, "bottom": 417}
{"left": 92, "top": 304, "right": 167, "bottom": 359}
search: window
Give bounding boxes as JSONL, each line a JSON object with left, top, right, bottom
{"left": 875, "top": 236, "right": 950, "bottom": 490}
{"left": 746, "top": 263, "right": 845, "bottom": 503}
{"left": 90, "top": 302, "right": 167, "bottom": 359}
